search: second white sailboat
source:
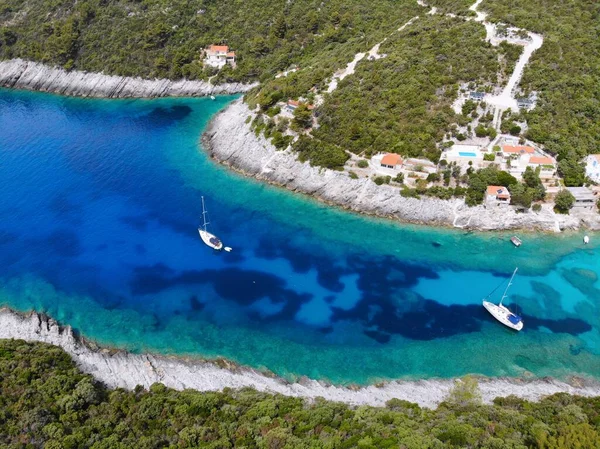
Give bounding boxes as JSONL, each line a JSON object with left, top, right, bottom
{"left": 482, "top": 268, "right": 523, "bottom": 331}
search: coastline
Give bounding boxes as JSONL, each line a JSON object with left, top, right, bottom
{"left": 1, "top": 307, "right": 599, "bottom": 408}
{"left": 0, "top": 59, "right": 257, "bottom": 98}
{"left": 202, "top": 99, "right": 600, "bottom": 232}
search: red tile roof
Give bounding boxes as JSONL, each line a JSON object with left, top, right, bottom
{"left": 503, "top": 145, "right": 535, "bottom": 154}
{"left": 529, "top": 156, "right": 554, "bottom": 165}
{"left": 208, "top": 45, "right": 229, "bottom": 52}
{"left": 487, "top": 185, "right": 510, "bottom": 198}
{"left": 226, "top": 51, "right": 236, "bottom": 57}
{"left": 381, "top": 154, "right": 403, "bottom": 167}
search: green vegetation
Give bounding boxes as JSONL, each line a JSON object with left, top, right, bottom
{"left": 554, "top": 189, "right": 575, "bottom": 214}
{"left": 303, "top": 16, "right": 506, "bottom": 165}
{"left": 0, "top": 0, "right": 416, "bottom": 82}
{"left": 2, "top": 339, "right": 600, "bottom": 448}
{"left": 465, "top": 166, "right": 517, "bottom": 206}
{"left": 484, "top": 0, "right": 600, "bottom": 186}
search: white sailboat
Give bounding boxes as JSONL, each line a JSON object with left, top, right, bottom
{"left": 482, "top": 268, "right": 523, "bottom": 331}
{"left": 198, "top": 196, "right": 230, "bottom": 251}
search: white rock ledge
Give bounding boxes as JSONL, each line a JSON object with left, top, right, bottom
{"left": 0, "top": 59, "right": 257, "bottom": 98}
{"left": 2, "top": 307, "right": 598, "bottom": 409}
{"left": 202, "top": 99, "right": 600, "bottom": 232}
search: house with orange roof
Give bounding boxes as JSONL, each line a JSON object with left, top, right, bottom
{"left": 285, "top": 99, "right": 315, "bottom": 113}
{"left": 502, "top": 145, "right": 535, "bottom": 155}
{"left": 380, "top": 154, "right": 403, "bottom": 170}
{"left": 203, "top": 44, "right": 236, "bottom": 69}
{"left": 486, "top": 185, "right": 511, "bottom": 208}
{"left": 585, "top": 154, "right": 600, "bottom": 182}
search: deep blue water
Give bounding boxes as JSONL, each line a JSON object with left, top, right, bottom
{"left": 0, "top": 88, "right": 599, "bottom": 384}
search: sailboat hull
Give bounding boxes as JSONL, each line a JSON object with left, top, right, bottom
{"left": 483, "top": 301, "right": 523, "bottom": 331}
{"left": 199, "top": 229, "right": 223, "bottom": 250}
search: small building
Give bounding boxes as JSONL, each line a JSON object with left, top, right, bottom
{"left": 380, "top": 154, "right": 403, "bottom": 170}
{"left": 469, "top": 91, "right": 486, "bottom": 101}
{"left": 486, "top": 185, "right": 511, "bottom": 208}
{"left": 566, "top": 187, "right": 596, "bottom": 210}
{"left": 286, "top": 99, "right": 314, "bottom": 113}
{"left": 203, "top": 45, "right": 236, "bottom": 69}
{"left": 286, "top": 99, "right": 299, "bottom": 112}
{"left": 585, "top": 154, "right": 600, "bottom": 183}
{"left": 517, "top": 97, "right": 534, "bottom": 109}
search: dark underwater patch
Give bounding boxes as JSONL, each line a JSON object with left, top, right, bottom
{"left": 140, "top": 105, "right": 193, "bottom": 127}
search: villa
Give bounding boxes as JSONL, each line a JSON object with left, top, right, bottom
{"left": 501, "top": 145, "right": 556, "bottom": 179}
{"left": 285, "top": 99, "right": 314, "bottom": 113}
{"left": 380, "top": 154, "right": 403, "bottom": 170}
{"left": 486, "top": 185, "right": 511, "bottom": 208}
{"left": 585, "top": 154, "right": 600, "bottom": 182}
{"left": 203, "top": 45, "right": 236, "bottom": 69}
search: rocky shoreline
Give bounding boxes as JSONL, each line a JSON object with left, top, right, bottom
{"left": 0, "top": 59, "right": 257, "bottom": 98}
{"left": 203, "top": 99, "right": 600, "bottom": 232}
{"left": 2, "top": 307, "right": 599, "bottom": 409}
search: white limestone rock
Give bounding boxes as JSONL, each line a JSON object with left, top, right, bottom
{"left": 0, "top": 59, "right": 257, "bottom": 98}
{"left": 203, "top": 100, "right": 592, "bottom": 232}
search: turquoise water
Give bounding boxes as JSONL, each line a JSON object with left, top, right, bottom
{"left": 0, "top": 88, "right": 599, "bottom": 384}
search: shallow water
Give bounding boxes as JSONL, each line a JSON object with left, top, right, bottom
{"left": 0, "top": 88, "right": 598, "bottom": 384}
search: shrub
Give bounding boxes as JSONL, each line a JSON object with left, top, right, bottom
{"left": 357, "top": 159, "right": 369, "bottom": 168}
{"left": 394, "top": 173, "right": 405, "bottom": 184}
{"left": 483, "top": 153, "right": 495, "bottom": 162}
{"left": 373, "top": 176, "right": 390, "bottom": 185}
{"left": 427, "top": 173, "right": 441, "bottom": 182}
{"left": 348, "top": 171, "right": 358, "bottom": 179}
{"left": 532, "top": 203, "right": 542, "bottom": 212}
{"left": 400, "top": 187, "right": 419, "bottom": 198}
{"left": 554, "top": 190, "right": 575, "bottom": 213}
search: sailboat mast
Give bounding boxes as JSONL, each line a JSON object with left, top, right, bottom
{"left": 201, "top": 196, "right": 208, "bottom": 232}
{"left": 500, "top": 267, "right": 518, "bottom": 306}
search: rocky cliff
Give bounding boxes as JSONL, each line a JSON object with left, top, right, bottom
{"left": 1, "top": 307, "right": 599, "bottom": 408}
{"left": 0, "top": 59, "right": 257, "bottom": 98}
{"left": 203, "top": 100, "right": 599, "bottom": 232}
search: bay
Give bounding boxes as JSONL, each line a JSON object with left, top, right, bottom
{"left": 0, "top": 88, "right": 598, "bottom": 384}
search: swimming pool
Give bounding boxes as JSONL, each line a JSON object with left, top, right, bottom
{"left": 459, "top": 152, "right": 477, "bottom": 157}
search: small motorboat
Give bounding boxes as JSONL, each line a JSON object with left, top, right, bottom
{"left": 584, "top": 235, "right": 590, "bottom": 244}
{"left": 210, "top": 95, "right": 216, "bottom": 100}
{"left": 482, "top": 267, "right": 523, "bottom": 331}
{"left": 510, "top": 236, "right": 522, "bottom": 247}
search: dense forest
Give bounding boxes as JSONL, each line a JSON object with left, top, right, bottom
{"left": 2, "top": 339, "right": 600, "bottom": 448}
{"left": 0, "top": 0, "right": 598, "bottom": 179}
{"left": 0, "top": 0, "right": 419, "bottom": 82}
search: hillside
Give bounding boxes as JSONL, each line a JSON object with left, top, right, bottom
{"left": 0, "top": 0, "right": 419, "bottom": 82}
{"left": 0, "top": 0, "right": 598, "bottom": 191}
{"left": 2, "top": 339, "right": 600, "bottom": 448}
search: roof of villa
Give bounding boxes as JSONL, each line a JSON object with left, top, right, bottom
{"left": 381, "top": 154, "right": 403, "bottom": 166}
{"left": 487, "top": 185, "right": 511, "bottom": 198}
{"left": 503, "top": 145, "right": 535, "bottom": 154}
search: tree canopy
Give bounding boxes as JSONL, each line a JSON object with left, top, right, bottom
{"left": 2, "top": 339, "right": 600, "bottom": 449}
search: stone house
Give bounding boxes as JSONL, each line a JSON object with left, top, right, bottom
{"left": 486, "top": 185, "right": 511, "bottom": 208}
{"left": 203, "top": 45, "right": 236, "bottom": 69}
